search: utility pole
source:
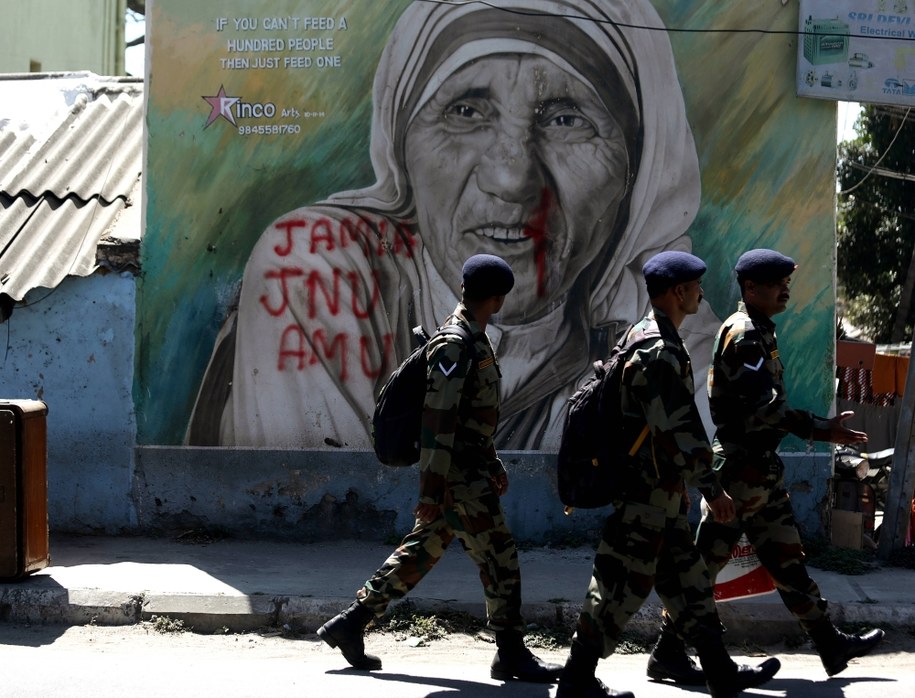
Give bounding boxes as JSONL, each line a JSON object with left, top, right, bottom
{"left": 878, "top": 328, "right": 915, "bottom": 560}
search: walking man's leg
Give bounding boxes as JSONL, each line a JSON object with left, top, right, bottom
{"left": 748, "top": 486, "right": 884, "bottom": 676}
{"left": 654, "top": 512, "right": 780, "bottom": 698}
{"left": 318, "top": 514, "right": 453, "bottom": 670}
{"left": 449, "top": 493, "right": 561, "bottom": 683}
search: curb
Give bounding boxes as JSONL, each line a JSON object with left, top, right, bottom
{"left": 5, "top": 588, "right": 895, "bottom": 645}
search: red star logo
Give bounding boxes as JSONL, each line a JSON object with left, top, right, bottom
{"left": 202, "top": 85, "right": 240, "bottom": 128}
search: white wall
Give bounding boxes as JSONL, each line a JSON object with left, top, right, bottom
{"left": 0, "top": 0, "right": 126, "bottom": 74}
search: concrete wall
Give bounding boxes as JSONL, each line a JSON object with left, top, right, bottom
{"left": 2, "top": 273, "right": 138, "bottom": 533}
{"left": 132, "top": 448, "right": 831, "bottom": 544}
{"left": 782, "top": 452, "right": 833, "bottom": 537}
{"left": 132, "top": 448, "right": 609, "bottom": 544}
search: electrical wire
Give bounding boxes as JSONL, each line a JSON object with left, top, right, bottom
{"left": 839, "top": 107, "right": 913, "bottom": 196}
{"left": 838, "top": 194, "right": 915, "bottom": 225}
{"left": 417, "top": 0, "right": 915, "bottom": 41}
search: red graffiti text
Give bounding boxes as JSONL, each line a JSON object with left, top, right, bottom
{"left": 272, "top": 215, "right": 417, "bottom": 259}
{"left": 277, "top": 325, "right": 394, "bottom": 380}
{"left": 259, "top": 267, "right": 381, "bottom": 319}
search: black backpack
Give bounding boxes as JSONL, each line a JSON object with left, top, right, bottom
{"left": 372, "top": 324, "right": 474, "bottom": 467}
{"left": 557, "top": 325, "right": 659, "bottom": 511}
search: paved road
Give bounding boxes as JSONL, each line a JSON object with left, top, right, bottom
{"left": 0, "top": 623, "right": 912, "bottom": 697}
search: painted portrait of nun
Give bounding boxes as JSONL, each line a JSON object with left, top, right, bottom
{"left": 187, "top": 0, "right": 718, "bottom": 450}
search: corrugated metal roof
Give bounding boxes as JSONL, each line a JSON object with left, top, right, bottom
{"left": 0, "top": 73, "right": 143, "bottom": 301}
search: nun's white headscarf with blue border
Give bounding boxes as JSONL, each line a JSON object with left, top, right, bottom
{"left": 329, "top": 0, "right": 700, "bottom": 332}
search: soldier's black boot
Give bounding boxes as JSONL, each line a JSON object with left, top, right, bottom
{"left": 490, "top": 629, "right": 562, "bottom": 683}
{"left": 317, "top": 600, "right": 383, "bottom": 670}
{"left": 555, "top": 641, "right": 635, "bottom": 698}
{"left": 808, "top": 620, "right": 885, "bottom": 676}
{"left": 695, "top": 635, "right": 780, "bottom": 698}
{"left": 646, "top": 623, "right": 705, "bottom": 685}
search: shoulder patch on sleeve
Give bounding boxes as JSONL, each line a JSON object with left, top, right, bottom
{"left": 743, "top": 356, "right": 764, "bottom": 371}
{"left": 437, "top": 359, "right": 458, "bottom": 376}
{"left": 734, "top": 340, "right": 766, "bottom": 371}
{"left": 427, "top": 338, "right": 466, "bottom": 378}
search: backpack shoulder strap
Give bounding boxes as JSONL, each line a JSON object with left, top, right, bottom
{"left": 412, "top": 325, "right": 431, "bottom": 347}
{"left": 615, "top": 324, "right": 661, "bottom": 458}
{"left": 430, "top": 323, "right": 476, "bottom": 358}
{"left": 625, "top": 324, "right": 661, "bottom": 346}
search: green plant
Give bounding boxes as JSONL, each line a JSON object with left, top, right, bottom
{"left": 371, "top": 603, "right": 573, "bottom": 650}
{"left": 124, "top": 593, "right": 148, "bottom": 623}
{"left": 149, "top": 615, "right": 188, "bottom": 633}
{"left": 377, "top": 607, "right": 449, "bottom": 642}
{"left": 523, "top": 625, "right": 572, "bottom": 650}
{"left": 806, "top": 546, "right": 877, "bottom": 575}
{"left": 801, "top": 535, "right": 831, "bottom": 559}
{"left": 614, "top": 631, "right": 650, "bottom": 655}
{"left": 802, "top": 535, "right": 877, "bottom": 575}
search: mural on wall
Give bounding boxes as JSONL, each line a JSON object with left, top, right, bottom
{"left": 141, "top": 0, "right": 839, "bottom": 451}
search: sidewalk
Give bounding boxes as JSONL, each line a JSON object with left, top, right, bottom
{"left": 1, "top": 534, "right": 912, "bottom": 644}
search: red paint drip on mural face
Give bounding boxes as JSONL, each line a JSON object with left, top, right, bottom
{"left": 523, "top": 188, "right": 552, "bottom": 297}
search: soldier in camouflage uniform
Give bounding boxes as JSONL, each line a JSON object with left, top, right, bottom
{"left": 318, "top": 254, "right": 561, "bottom": 684}
{"left": 557, "top": 251, "right": 780, "bottom": 698}
{"left": 646, "top": 249, "right": 883, "bottom": 685}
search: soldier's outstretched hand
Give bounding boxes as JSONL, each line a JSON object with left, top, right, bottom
{"left": 827, "top": 411, "right": 868, "bottom": 446}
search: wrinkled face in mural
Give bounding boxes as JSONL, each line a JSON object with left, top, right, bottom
{"left": 404, "top": 54, "right": 630, "bottom": 323}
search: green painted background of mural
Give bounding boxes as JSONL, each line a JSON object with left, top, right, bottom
{"left": 139, "top": 0, "right": 837, "bottom": 447}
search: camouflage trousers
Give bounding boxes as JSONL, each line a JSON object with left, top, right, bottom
{"left": 696, "top": 453, "right": 828, "bottom": 631}
{"left": 357, "top": 490, "right": 523, "bottom": 631}
{"left": 575, "top": 494, "right": 723, "bottom": 659}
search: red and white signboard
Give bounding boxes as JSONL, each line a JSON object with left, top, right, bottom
{"left": 714, "top": 534, "right": 776, "bottom": 602}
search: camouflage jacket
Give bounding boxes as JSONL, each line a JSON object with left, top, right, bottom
{"left": 619, "top": 309, "right": 721, "bottom": 501}
{"left": 418, "top": 303, "right": 505, "bottom": 506}
{"left": 708, "top": 301, "right": 829, "bottom": 458}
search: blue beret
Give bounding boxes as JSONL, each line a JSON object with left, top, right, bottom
{"left": 642, "top": 251, "right": 706, "bottom": 292}
{"left": 734, "top": 249, "right": 797, "bottom": 282}
{"left": 462, "top": 254, "right": 515, "bottom": 299}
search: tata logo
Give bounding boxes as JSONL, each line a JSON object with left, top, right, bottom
{"left": 202, "top": 85, "right": 277, "bottom": 129}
